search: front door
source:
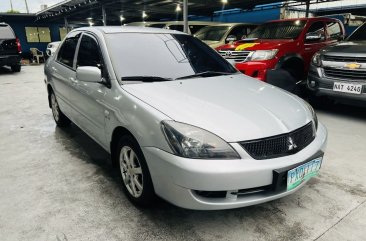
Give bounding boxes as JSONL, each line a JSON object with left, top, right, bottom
{"left": 69, "top": 33, "right": 110, "bottom": 148}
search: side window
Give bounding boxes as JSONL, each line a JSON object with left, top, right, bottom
{"left": 326, "top": 21, "right": 342, "bottom": 40}
{"left": 57, "top": 35, "right": 80, "bottom": 68}
{"left": 189, "top": 25, "right": 206, "bottom": 34}
{"left": 305, "top": 21, "right": 326, "bottom": 43}
{"left": 168, "top": 25, "right": 184, "bottom": 32}
{"left": 229, "top": 26, "right": 248, "bottom": 40}
{"left": 76, "top": 35, "right": 101, "bottom": 67}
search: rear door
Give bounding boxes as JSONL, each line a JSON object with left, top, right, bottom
{"left": 0, "top": 24, "right": 17, "bottom": 56}
{"left": 50, "top": 32, "right": 81, "bottom": 118}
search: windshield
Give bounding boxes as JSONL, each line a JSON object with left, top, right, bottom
{"left": 247, "top": 20, "right": 307, "bottom": 40}
{"left": 106, "top": 33, "right": 237, "bottom": 82}
{"left": 195, "top": 26, "right": 231, "bottom": 41}
{"left": 348, "top": 23, "right": 366, "bottom": 41}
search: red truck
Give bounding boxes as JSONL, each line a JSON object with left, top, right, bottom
{"left": 216, "top": 18, "right": 345, "bottom": 92}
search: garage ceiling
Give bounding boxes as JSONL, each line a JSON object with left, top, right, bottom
{"left": 36, "top": 0, "right": 341, "bottom": 25}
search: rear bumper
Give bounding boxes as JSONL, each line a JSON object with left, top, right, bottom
{"left": 308, "top": 66, "right": 366, "bottom": 103}
{"left": 143, "top": 123, "right": 327, "bottom": 210}
{"left": 0, "top": 55, "right": 21, "bottom": 66}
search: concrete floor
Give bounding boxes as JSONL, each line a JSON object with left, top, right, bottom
{"left": 0, "top": 65, "right": 365, "bottom": 241}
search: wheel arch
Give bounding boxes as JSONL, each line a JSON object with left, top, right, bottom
{"left": 110, "top": 126, "right": 136, "bottom": 167}
{"left": 47, "top": 84, "right": 53, "bottom": 108}
{"left": 275, "top": 53, "right": 305, "bottom": 80}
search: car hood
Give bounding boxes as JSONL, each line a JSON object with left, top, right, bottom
{"left": 122, "top": 74, "right": 312, "bottom": 142}
{"left": 321, "top": 41, "right": 366, "bottom": 56}
{"left": 216, "top": 39, "right": 295, "bottom": 51}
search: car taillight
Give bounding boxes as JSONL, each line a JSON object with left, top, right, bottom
{"left": 16, "top": 38, "right": 22, "bottom": 53}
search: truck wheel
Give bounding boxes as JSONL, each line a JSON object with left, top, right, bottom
{"left": 116, "top": 135, "right": 156, "bottom": 206}
{"left": 11, "top": 64, "right": 21, "bottom": 72}
{"left": 50, "top": 92, "right": 71, "bottom": 127}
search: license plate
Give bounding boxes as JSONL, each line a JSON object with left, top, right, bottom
{"left": 333, "top": 82, "right": 362, "bottom": 94}
{"left": 287, "top": 157, "right": 323, "bottom": 191}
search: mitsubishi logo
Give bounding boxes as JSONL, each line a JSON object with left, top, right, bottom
{"left": 287, "top": 137, "right": 297, "bottom": 151}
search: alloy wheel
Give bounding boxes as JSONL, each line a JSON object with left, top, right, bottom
{"left": 119, "top": 146, "right": 144, "bottom": 198}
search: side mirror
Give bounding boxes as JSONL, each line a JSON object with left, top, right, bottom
{"left": 76, "top": 66, "right": 101, "bottom": 83}
{"left": 306, "top": 33, "right": 324, "bottom": 42}
{"left": 241, "top": 35, "right": 247, "bottom": 40}
{"left": 226, "top": 35, "right": 237, "bottom": 43}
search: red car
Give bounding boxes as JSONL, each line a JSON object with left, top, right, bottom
{"left": 216, "top": 18, "right": 345, "bottom": 92}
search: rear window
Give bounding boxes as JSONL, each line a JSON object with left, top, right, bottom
{"left": 0, "top": 25, "right": 15, "bottom": 39}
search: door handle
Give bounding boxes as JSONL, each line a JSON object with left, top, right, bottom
{"left": 69, "top": 77, "right": 77, "bottom": 84}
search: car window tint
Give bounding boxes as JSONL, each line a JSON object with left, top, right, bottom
{"left": 0, "top": 25, "right": 15, "bottom": 39}
{"left": 168, "top": 25, "right": 184, "bottom": 32}
{"left": 77, "top": 34, "right": 101, "bottom": 67}
{"left": 229, "top": 26, "right": 248, "bottom": 40}
{"left": 306, "top": 21, "right": 325, "bottom": 42}
{"left": 327, "top": 21, "right": 342, "bottom": 40}
{"left": 189, "top": 25, "right": 206, "bottom": 34}
{"left": 106, "top": 33, "right": 236, "bottom": 80}
{"left": 348, "top": 23, "right": 366, "bottom": 41}
{"left": 57, "top": 35, "right": 80, "bottom": 68}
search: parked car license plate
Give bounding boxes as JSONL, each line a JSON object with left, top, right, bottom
{"left": 333, "top": 82, "right": 362, "bottom": 94}
{"left": 287, "top": 157, "right": 323, "bottom": 191}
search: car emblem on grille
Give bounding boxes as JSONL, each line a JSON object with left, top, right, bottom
{"left": 344, "top": 63, "right": 361, "bottom": 69}
{"left": 287, "top": 137, "right": 297, "bottom": 151}
{"left": 225, "top": 51, "right": 232, "bottom": 57}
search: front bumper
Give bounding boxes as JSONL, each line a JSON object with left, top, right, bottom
{"left": 234, "top": 60, "right": 276, "bottom": 81}
{"left": 308, "top": 66, "right": 366, "bottom": 102}
{"left": 143, "top": 123, "right": 327, "bottom": 210}
{"left": 0, "top": 55, "right": 21, "bottom": 66}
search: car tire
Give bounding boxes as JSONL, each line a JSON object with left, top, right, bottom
{"left": 11, "top": 64, "right": 21, "bottom": 72}
{"left": 50, "top": 92, "right": 71, "bottom": 127}
{"left": 116, "top": 135, "right": 155, "bottom": 206}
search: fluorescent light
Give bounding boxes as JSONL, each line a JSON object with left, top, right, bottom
{"left": 176, "top": 4, "right": 181, "bottom": 12}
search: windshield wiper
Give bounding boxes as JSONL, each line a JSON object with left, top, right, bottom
{"left": 121, "top": 76, "right": 172, "bottom": 82}
{"left": 175, "top": 71, "right": 234, "bottom": 80}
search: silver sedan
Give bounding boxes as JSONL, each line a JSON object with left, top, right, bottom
{"left": 44, "top": 26, "right": 327, "bottom": 210}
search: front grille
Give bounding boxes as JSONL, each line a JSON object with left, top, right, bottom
{"left": 240, "top": 122, "right": 315, "bottom": 160}
{"left": 218, "top": 50, "right": 251, "bottom": 62}
{"left": 323, "top": 55, "right": 366, "bottom": 63}
{"left": 323, "top": 67, "right": 366, "bottom": 81}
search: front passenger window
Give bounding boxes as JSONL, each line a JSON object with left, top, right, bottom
{"left": 76, "top": 35, "right": 101, "bottom": 67}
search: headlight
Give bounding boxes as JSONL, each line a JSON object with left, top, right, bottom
{"left": 161, "top": 121, "right": 240, "bottom": 159}
{"left": 303, "top": 101, "right": 318, "bottom": 132}
{"left": 312, "top": 52, "right": 321, "bottom": 67}
{"left": 249, "top": 49, "right": 278, "bottom": 61}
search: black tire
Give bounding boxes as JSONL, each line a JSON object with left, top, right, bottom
{"left": 116, "top": 135, "right": 155, "bottom": 206}
{"left": 50, "top": 92, "right": 71, "bottom": 127}
{"left": 11, "top": 64, "right": 21, "bottom": 72}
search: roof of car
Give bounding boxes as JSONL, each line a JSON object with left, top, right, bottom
{"left": 75, "top": 26, "right": 187, "bottom": 35}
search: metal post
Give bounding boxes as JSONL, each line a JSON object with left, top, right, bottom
{"left": 24, "top": 0, "right": 29, "bottom": 13}
{"left": 183, "top": 0, "right": 188, "bottom": 34}
{"left": 305, "top": 0, "right": 310, "bottom": 18}
{"left": 102, "top": 5, "right": 107, "bottom": 26}
{"left": 64, "top": 17, "right": 69, "bottom": 32}
{"left": 9, "top": 0, "right": 13, "bottom": 11}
